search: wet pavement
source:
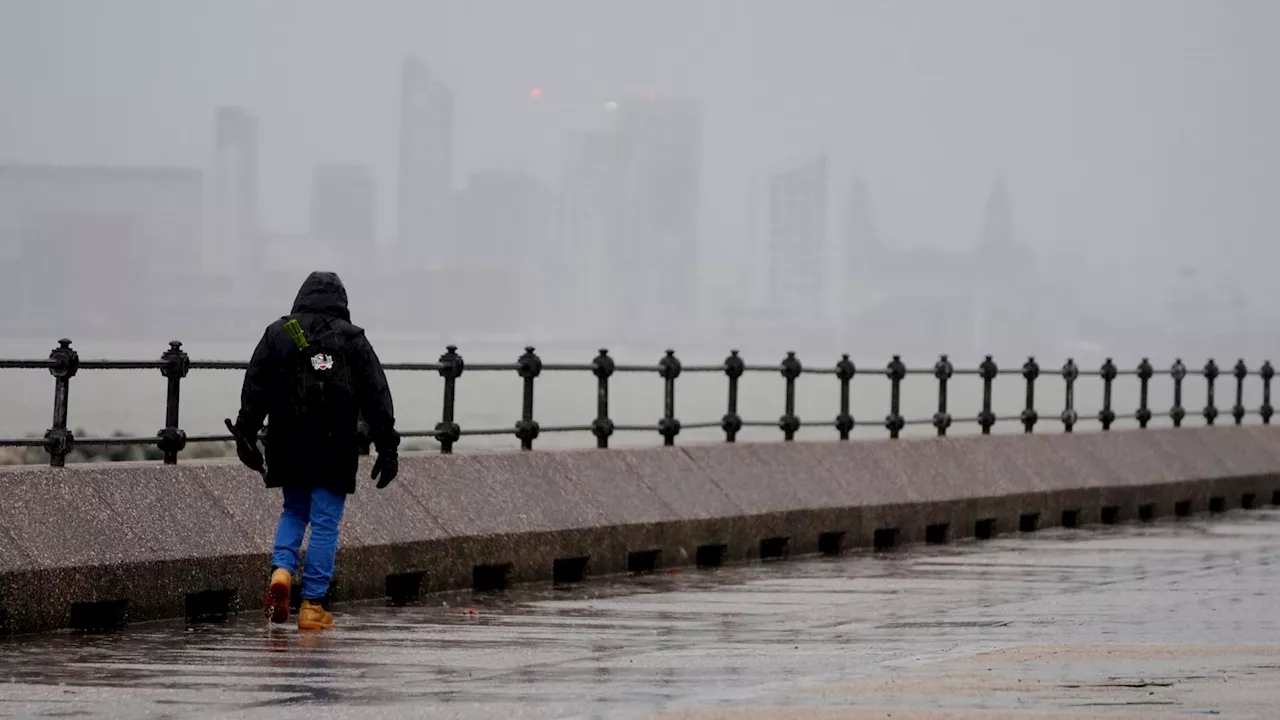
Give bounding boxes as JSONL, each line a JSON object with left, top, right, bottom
{"left": 3, "top": 511, "right": 1280, "bottom": 719}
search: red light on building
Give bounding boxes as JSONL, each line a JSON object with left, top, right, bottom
{"left": 644, "top": 92, "right": 656, "bottom": 101}
{"left": 530, "top": 87, "right": 543, "bottom": 100}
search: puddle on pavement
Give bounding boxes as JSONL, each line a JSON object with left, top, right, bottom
{"left": 1, "top": 513, "right": 1279, "bottom": 719}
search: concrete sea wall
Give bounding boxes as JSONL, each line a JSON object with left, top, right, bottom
{"left": 2, "top": 426, "right": 1279, "bottom": 635}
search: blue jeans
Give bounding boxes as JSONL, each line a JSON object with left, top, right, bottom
{"left": 271, "top": 486, "right": 348, "bottom": 601}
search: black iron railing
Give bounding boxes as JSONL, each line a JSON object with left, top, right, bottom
{"left": 0, "top": 339, "right": 1275, "bottom": 467}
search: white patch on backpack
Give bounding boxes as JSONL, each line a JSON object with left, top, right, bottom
{"left": 310, "top": 353, "right": 335, "bottom": 371}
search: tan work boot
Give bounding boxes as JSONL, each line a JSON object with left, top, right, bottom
{"left": 265, "top": 568, "right": 292, "bottom": 624}
{"left": 298, "top": 600, "right": 335, "bottom": 631}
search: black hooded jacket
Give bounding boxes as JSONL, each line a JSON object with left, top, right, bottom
{"left": 235, "top": 271, "right": 398, "bottom": 494}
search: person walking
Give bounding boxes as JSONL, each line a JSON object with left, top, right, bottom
{"left": 229, "top": 271, "right": 399, "bottom": 631}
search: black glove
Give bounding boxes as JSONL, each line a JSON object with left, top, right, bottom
{"left": 225, "top": 417, "right": 264, "bottom": 474}
{"left": 371, "top": 452, "right": 398, "bottom": 489}
{"left": 236, "top": 440, "right": 265, "bottom": 474}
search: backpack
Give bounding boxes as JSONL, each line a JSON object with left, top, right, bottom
{"left": 281, "top": 315, "right": 358, "bottom": 441}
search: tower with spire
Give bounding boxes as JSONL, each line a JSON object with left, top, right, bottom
{"left": 979, "top": 176, "right": 1014, "bottom": 252}
{"left": 973, "top": 176, "right": 1050, "bottom": 355}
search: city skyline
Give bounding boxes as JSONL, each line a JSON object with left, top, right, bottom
{"left": 2, "top": 0, "right": 1276, "bottom": 364}
{"left": 0, "top": 75, "right": 1061, "bottom": 353}
{"left": 0, "top": 74, "right": 1242, "bottom": 357}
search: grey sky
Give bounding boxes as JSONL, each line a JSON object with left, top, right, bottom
{"left": 2, "top": 0, "right": 1276, "bottom": 286}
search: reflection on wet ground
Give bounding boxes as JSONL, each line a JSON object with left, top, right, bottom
{"left": 3, "top": 511, "right": 1280, "bottom": 719}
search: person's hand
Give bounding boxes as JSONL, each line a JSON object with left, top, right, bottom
{"left": 372, "top": 452, "right": 398, "bottom": 489}
{"left": 226, "top": 417, "right": 264, "bottom": 473}
{"left": 236, "top": 440, "right": 265, "bottom": 474}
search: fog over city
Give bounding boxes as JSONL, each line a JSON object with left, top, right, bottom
{"left": 1, "top": 0, "right": 1277, "bottom": 447}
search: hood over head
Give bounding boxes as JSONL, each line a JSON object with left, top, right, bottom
{"left": 291, "top": 271, "right": 350, "bottom": 322}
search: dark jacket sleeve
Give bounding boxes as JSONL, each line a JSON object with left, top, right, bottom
{"left": 236, "top": 326, "right": 275, "bottom": 435}
{"left": 351, "top": 333, "right": 399, "bottom": 454}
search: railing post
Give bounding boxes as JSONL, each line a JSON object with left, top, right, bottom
{"left": 1136, "top": 358, "right": 1154, "bottom": 429}
{"left": 1099, "top": 358, "right": 1117, "bottom": 431}
{"left": 1021, "top": 356, "right": 1039, "bottom": 434}
{"left": 978, "top": 355, "right": 997, "bottom": 435}
{"left": 435, "top": 345, "right": 464, "bottom": 454}
{"left": 933, "top": 354, "right": 953, "bottom": 437}
{"left": 658, "top": 350, "right": 682, "bottom": 446}
{"left": 44, "top": 338, "right": 79, "bottom": 467}
{"left": 1262, "top": 361, "right": 1275, "bottom": 426}
{"left": 1203, "top": 359, "right": 1219, "bottom": 426}
{"left": 722, "top": 350, "right": 744, "bottom": 442}
{"left": 1233, "top": 359, "right": 1248, "bottom": 426}
{"left": 515, "top": 346, "right": 542, "bottom": 451}
{"left": 1170, "top": 359, "right": 1187, "bottom": 428}
{"left": 1061, "top": 358, "right": 1078, "bottom": 433}
{"left": 157, "top": 340, "right": 190, "bottom": 464}
{"left": 779, "top": 351, "right": 802, "bottom": 441}
{"left": 835, "top": 354, "right": 856, "bottom": 441}
{"left": 591, "top": 349, "right": 615, "bottom": 449}
{"left": 885, "top": 355, "right": 906, "bottom": 439}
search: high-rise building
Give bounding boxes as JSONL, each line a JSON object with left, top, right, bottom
{"left": 0, "top": 162, "right": 204, "bottom": 337}
{"left": 606, "top": 97, "right": 702, "bottom": 338}
{"left": 308, "top": 163, "right": 377, "bottom": 269}
{"left": 744, "top": 176, "right": 770, "bottom": 307}
{"left": 844, "top": 176, "right": 879, "bottom": 312}
{"left": 451, "top": 169, "right": 557, "bottom": 335}
{"left": 768, "top": 156, "right": 829, "bottom": 325}
{"left": 846, "top": 177, "right": 878, "bottom": 256}
{"left": 556, "top": 130, "right": 623, "bottom": 338}
{"left": 457, "top": 170, "right": 555, "bottom": 268}
{"left": 205, "top": 107, "right": 258, "bottom": 277}
{"left": 397, "top": 56, "right": 454, "bottom": 270}
{"left": 768, "top": 156, "right": 829, "bottom": 330}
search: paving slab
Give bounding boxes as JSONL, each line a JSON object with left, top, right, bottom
{"left": 87, "top": 463, "right": 256, "bottom": 560}
{"left": 624, "top": 448, "right": 743, "bottom": 521}
{"left": 554, "top": 449, "right": 679, "bottom": 525}
{"left": 0, "top": 465, "right": 142, "bottom": 569}
{"left": 339, "top": 455, "right": 450, "bottom": 547}
{"left": 193, "top": 459, "right": 283, "bottom": 548}
{"left": 0, "top": 525, "right": 32, "bottom": 574}
{"left": 1, "top": 508, "right": 1278, "bottom": 719}
{"left": 682, "top": 443, "right": 818, "bottom": 514}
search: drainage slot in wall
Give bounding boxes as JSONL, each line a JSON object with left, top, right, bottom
{"left": 759, "top": 537, "right": 791, "bottom": 561}
{"left": 1019, "top": 513, "right": 1040, "bottom": 533}
{"left": 553, "top": 556, "right": 589, "bottom": 585}
{"left": 1138, "top": 503, "right": 1156, "bottom": 522}
{"left": 696, "top": 544, "right": 727, "bottom": 569}
{"left": 627, "top": 549, "right": 661, "bottom": 574}
{"left": 818, "top": 531, "right": 845, "bottom": 556}
{"left": 472, "top": 563, "right": 512, "bottom": 593}
{"left": 974, "top": 518, "right": 997, "bottom": 541}
{"left": 873, "top": 527, "right": 899, "bottom": 551}
{"left": 184, "top": 588, "right": 235, "bottom": 624}
{"left": 1101, "top": 506, "right": 1120, "bottom": 525}
{"left": 925, "top": 523, "right": 950, "bottom": 544}
{"left": 386, "top": 571, "right": 426, "bottom": 606}
{"left": 1273, "top": 490, "right": 1280, "bottom": 506}
{"left": 69, "top": 599, "right": 128, "bottom": 633}
{"left": 1175, "top": 500, "right": 1192, "bottom": 517}
{"left": 1242, "top": 493, "right": 1257, "bottom": 510}
{"left": 1061, "top": 509, "right": 1080, "bottom": 529}
{"left": 1209, "top": 496, "right": 1226, "bottom": 514}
